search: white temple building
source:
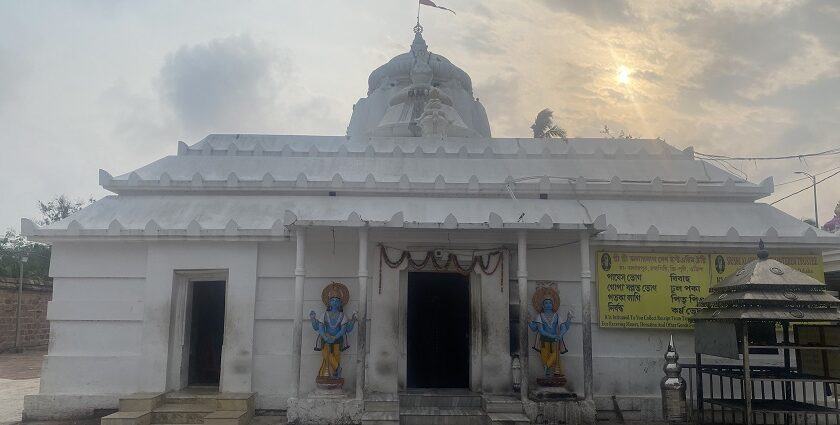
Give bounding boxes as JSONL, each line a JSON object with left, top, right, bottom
{"left": 22, "top": 27, "right": 840, "bottom": 425}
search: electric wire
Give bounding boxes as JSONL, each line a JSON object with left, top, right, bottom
{"left": 694, "top": 147, "right": 840, "bottom": 161}
{"left": 769, "top": 170, "right": 840, "bottom": 205}
{"left": 775, "top": 166, "right": 840, "bottom": 187}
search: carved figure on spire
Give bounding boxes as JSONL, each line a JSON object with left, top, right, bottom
{"left": 418, "top": 95, "right": 453, "bottom": 138}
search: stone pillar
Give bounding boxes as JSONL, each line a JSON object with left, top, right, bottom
{"left": 356, "top": 227, "right": 369, "bottom": 399}
{"left": 517, "top": 231, "right": 529, "bottom": 402}
{"left": 291, "top": 227, "right": 306, "bottom": 397}
{"left": 579, "top": 230, "right": 594, "bottom": 401}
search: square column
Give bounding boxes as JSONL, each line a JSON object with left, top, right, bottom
{"left": 291, "top": 227, "right": 306, "bottom": 397}
{"left": 517, "top": 231, "right": 529, "bottom": 401}
{"left": 579, "top": 230, "right": 593, "bottom": 400}
{"left": 356, "top": 228, "right": 369, "bottom": 399}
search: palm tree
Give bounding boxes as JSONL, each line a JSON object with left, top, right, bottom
{"left": 531, "top": 109, "right": 567, "bottom": 141}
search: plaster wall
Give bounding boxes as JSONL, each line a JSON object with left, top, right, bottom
{"left": 28, "top": 232, "right": 822, "bottom": 421}
{"left": 519, "top": 243, "right": 697, "bottom": 399}
{"left": 253, "top": 229, "right": 373, "bottom": 409}
{"left": 39, "top": 242, "right": 147, "bottom": 396}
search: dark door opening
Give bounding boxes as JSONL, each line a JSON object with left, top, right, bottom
{"left": 188, "top": 281, "right": 225, "bottom": 386}
{"left": 407, "top": 272, "right": 470, "bottom": 388}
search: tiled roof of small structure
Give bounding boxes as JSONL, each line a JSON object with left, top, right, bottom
{"left": 695, "top": 245, "right": 840, "bottom": 322}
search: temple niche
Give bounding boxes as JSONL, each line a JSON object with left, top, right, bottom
{"left": 347, "top": 24, "right": 491, "bottom": 139}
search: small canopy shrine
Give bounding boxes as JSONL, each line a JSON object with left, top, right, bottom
{"left": 694, "top": 242, "right": 840, "bottom": 425}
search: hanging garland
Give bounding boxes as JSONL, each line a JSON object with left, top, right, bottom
{"left": 378, "top": 244, "right": 506, "bottom": 294}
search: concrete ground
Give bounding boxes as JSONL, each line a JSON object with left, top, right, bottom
{"left": 0, "top": 348, "right": 46, "bottom": 425}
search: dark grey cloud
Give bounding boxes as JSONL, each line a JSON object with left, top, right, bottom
{"left": 540, "top": 0, "right": 634, "bottom": 24}
{"left": 159, "top": 35, "right": 289, "bottom": 135}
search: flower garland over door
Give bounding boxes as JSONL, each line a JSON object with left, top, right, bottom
{"left": 378, "top": 244, "right": 505, "bottom": 293}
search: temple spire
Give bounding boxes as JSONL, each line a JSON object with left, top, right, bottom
{"left": 411, "top": 23, "right": 427, "bottom": 55}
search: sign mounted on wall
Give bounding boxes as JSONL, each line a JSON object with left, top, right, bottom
{"left": 597, "top": 252, "right": 709, "bottom": 329}
{"left": 597, "top": 251, "right": 825, "bottom": 329}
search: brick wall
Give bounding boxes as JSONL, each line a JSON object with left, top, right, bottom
{"left": 0, "top": 277, "right": 52, "bottom": 352}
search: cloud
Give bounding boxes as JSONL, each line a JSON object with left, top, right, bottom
{"left": 158, "top": 35, "right": 290, "bottom": 137}
{"left": 473, "top": 70, "right": 525, "bottom": 137}
{"left": 739, "top": 34, "right": 840, "bottom": 99}
{"left": 156, "top": 35, "right": 348, "bottom": 138}
{"left": 0, "top": 49, "right": 27, "bottom": 107}
{"left": 540, "top": 0, "right": 634, "bottom": 24}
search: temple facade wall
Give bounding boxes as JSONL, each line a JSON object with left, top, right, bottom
{"left": 25, "top": 234, "right": 821, "bottom": 420}
{"left": 40, "top": 242, "right": 147, "bottom": 396}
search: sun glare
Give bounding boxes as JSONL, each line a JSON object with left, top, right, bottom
{"left": 617, "top": 66, "right": 631, "bottom": 85}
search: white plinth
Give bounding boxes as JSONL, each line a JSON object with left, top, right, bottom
{"left": 286, "top": 391, "right": 363, "bottom": 425}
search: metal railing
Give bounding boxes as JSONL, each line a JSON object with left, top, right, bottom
{"left": 681, "top": 363, "right": 840, "bottom": 424}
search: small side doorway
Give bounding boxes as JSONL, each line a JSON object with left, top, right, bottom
{"left": 187, "top": 281, "right": 226, "bottom": 386}
{"left": 407, "top": 272, "right": 470, "bottom": 388}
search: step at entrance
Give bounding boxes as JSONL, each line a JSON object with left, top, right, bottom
{"left": 483, "top": 395, "right": 529, "bottom": 425}
{"left": 101, "top": 390, "right": 255, "bottom": 425}
{"left": 362, "top": 393, "right": 399, "bottom": 425}
{"left": 399, "top": 391, "right": 484, "bottom": 425}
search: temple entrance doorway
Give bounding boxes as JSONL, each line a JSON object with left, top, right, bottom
{"left": 407, "top": 272, "right": 470, "bottom": 388}
{"left": 187, "top": 281, "right": 226, "bottom": 386}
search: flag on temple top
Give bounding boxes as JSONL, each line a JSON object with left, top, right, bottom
{"left": 420, "top": 0, "right": 456, "bottom": 14}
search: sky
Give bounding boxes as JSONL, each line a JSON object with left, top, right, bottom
{"left": 1, "top": 0, "right": 839, "bottom": 232}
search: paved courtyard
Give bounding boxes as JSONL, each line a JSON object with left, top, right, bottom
{"left": 0, "top": 349, "right": 45, "bottom": 425}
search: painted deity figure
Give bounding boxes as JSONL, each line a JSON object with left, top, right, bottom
{"left": 309, "top": 282, "right": 357, "bottom": 387}
{"left": 529, "top": 287, "right": 573, "bottom": 385}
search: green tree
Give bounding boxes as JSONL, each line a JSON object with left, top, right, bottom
{"left": 37, "top": 195, "right": 94, "bottom": 226}
{"left": 0, "top": 230, "right": 50, "bottom": 280}
{"left": 531, "top": 109, "right": 568, "bottom": 141}
{"left": 0, "top": 195, "right": 93, "bottom": 280}
{"left": 600, "top": 125, "right": 638, "bottom": 140}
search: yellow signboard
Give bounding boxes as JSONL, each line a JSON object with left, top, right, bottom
{"left": 710, "top": 253, "right": 825, "bottom": 284}
{"left": 597, "top": 252, "right": 709, "bottom": 329}
{"left": 597, "top": 252, "right": 825, "bottom": 329}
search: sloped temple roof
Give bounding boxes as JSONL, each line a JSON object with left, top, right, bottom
{"left": 22, "top": 135, "right": 839, "bottom": 246}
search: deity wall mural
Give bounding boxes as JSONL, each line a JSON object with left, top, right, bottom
{"left": 309, "top": 281, "right": 358, "bottom": 390}
{"left": 529, "top": 286, "right": 573, "bottom": 388}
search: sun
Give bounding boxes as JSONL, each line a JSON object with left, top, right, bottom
{"left": 617, "top": 66, "right": 631, "bottom": 85}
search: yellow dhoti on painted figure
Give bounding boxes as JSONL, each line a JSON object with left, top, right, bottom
{"left": 538, "top": 339, "right": 565, "bottom": 377}
{"left": 318, "top": 340, "right": 343, "bottom": 377}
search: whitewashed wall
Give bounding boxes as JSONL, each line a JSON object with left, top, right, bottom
{"left": 253, "top": 229, "right": 371, "bottom": 409}
{"left": 42, "top": 242, "right": 147, "bottom": 395}
{"left": 24, "top": 242, "right": 147, "bottom": 419}
{"left": 515, "top": 244, "right": 698, "bottom": 400}
{"left": 34, "top": 232, "right": 779, "bottom": 420}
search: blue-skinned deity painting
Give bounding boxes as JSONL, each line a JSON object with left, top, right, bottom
{"left": 529, "top": 286, "right": 572, "bottom": 385}
{"left": 310, "top": 282, "right": 357, "bottom": 387}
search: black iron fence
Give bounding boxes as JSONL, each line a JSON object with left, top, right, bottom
{"left": 681, "top": 363, "right": 840, "bottom": 424}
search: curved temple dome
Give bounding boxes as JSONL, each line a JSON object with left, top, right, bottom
{"left": 347, "top": 25, "right": 492, "bottom": 139}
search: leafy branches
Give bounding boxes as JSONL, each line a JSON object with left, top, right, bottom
{"left": 0, "top": 194, "right": 94, "bottom": 279}
{"left": 600, "top": 125, "right": 638, "bottom": 140}
{"left": 531, "top": 109, "right": 568, "bottom": 141}
{"left": 37, "top": 195, "right": 94, "bottom": 226}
